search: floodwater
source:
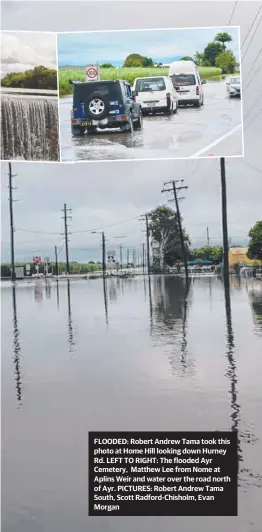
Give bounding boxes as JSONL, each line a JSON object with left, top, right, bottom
{"left": 1, "top": 96, "right": 60, "bottom": 161}
{"left": 1, "top": 275, "right": 262, "bottom": 532}
{"left": 59, "top": 82, "right": 243, "bottom": 161}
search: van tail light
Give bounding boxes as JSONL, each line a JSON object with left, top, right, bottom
{"left": 73, "top": 107, "right": 78, "bottom": 112}
{"left": 196, "top": 85, "right": 200, "bottom": 95}
{"left": 166, "top": 93, "right": 171, "bottom": 106}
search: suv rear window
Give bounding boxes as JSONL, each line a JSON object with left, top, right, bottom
{"left": 171, "top": 74, "right": 196, "bottom": 86}
{"left": 135, "top": 78, "right": 166, "bottom": 92}
{"left": 73, "top": 81, "right": 122, "bottom": 104}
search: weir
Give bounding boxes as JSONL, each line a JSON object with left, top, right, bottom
{"left": 1, "top": 95, "right": 59, "bottom": 161}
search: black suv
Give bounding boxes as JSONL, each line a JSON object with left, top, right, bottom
{"left": 70, "top": 79, "right": 143, "bottom": 136}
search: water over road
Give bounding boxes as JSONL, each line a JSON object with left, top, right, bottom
{"left": 59, "top": 82, "right": 243, "bottom": 162}
{"left": 1, "top": 275, "right": 262, "bottom": 532}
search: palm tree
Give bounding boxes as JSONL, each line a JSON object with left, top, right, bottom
{"left": 215, "top": 32, "right": 233, "bottom": 52}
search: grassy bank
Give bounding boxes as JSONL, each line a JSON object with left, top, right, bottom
{"left": 59, "top": 66, "right": 222, "bottom": 96}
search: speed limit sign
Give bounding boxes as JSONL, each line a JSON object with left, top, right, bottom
{"left": 86, "top": 65, "right": 100, "bottom": 81}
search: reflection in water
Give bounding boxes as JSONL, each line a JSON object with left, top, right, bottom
{"left": 248, "top": 285, "right": 262, "bottom": 334}
{"left": 56, "top": 280, "right": 60, "bottom": 310}
{"left": 152, "top": 276, "right": 193, "bottom": 375}
{"left": 148, "top": 275, "right": 153, "bottom": 331}
{"left": 108, "top": 279, "right": 117, "bottom": 302}
{"left": 103, "top": 278, "right": 108, "bottom": 326}
{"left": 67, "top": 280, "right": 75, "bottom": 353}
{"left": 223, "top": 280, "right": 242, "bottom": 468}
{"left": 45, "top": 279, "right": 51, "bottom": 299}
{"left": 11, "top": 285, "right": 22, "bottom": 406}
{"left": 34, "top": 281, "right": 43, "bottom": 302}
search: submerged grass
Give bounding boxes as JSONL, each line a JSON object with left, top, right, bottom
{"left": 59, "top": 66, "right": 222, "bottom": 96}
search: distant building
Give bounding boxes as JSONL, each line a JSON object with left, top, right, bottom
{"left": 228, "top": 247, "right": 256, "bottom": 266}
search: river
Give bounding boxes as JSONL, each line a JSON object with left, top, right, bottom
{"left": 1, "top": 275, "right": 262, "bottom": 531}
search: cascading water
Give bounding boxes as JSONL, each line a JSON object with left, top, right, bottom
{"left": 1, "top": 96, "right": 60, "bottom": 161}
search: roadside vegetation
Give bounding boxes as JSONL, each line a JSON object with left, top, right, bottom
{"left": 59, "top": 66, "right": 222, "bottom": 96}
{"left": 1, "top": 66, "right": 58, "bottom": 90}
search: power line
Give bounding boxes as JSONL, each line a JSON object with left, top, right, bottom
{"left": 243, "top": 62, "right": 262, "bottom": 92}
{"left": 242, "top": 46, "right": 262, "bottom": 87}
{"left": 241, "top": 4, "right": 262, "bottom": 50}
{"left": 241, "top": 10, "right": 262, "bottom": 61}
{"left": 228, "top": 0, "right": 238, "bottom": 24}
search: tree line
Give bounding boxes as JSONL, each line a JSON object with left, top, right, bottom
{"left": 116, "top": 32, "right": 237, "bottom": 74}
{"left": 1, "top": 66, "right": 58, "bottom": 90}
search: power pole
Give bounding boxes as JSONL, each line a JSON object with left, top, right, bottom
{"left": 120, "top": 244, "right": 123, "bottom": 270}
{"left": 220, "top": 157, "right": 230, "bottom": 287}
{"left": 55, "top": 246, "right": 59, "bottom": 276}
{"left": 145, "top": 214, "right": 150, "bottom": 275}
{"left": 102, "top": 231, "right": 106, "bottom": 278}
{"left": 207, "top": 226, "right": 210, "bottom": 246}
{"left": 142, "top": 243, "right": 145, "bottom": 274}
{"left": 62, "top": 203, "right": 71, "bottom": 275}
{"left": 132, "top": 249, "right": 136, "bottom": 268}
{"left": 126, "top": 248, "right": 130, "bottom": 266}
{"left": 162, "top": 180, "right": 189, "bottom": 279}
{"left": 8, "top": 163, "right": 16, "bottom": 281}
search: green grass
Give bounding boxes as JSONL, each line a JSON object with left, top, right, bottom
{"left": 59, "top": 66, "right": 223, "bottom": 96}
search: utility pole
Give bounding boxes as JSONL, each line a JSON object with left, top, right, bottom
{"left": 102, "top": 231, "right": 106, "bottom": 278}
{"left": 142, "top": 243, "right": 145, "bottom": 274}
{"left": 62, "top": 203, "right": 71, "bottom": 275}
{"left": 8, "top": 163, "right": 16, "bottom": 282}
{"left": 140, "top": 214, "right": 151, "bottom": 275}
{"left": 207, "top": 226, "right": 210, "bottom": 246}
{"left": 162, "top": 180, "right": 189, "bottom": 279}
{"left": 132, "top": 249, "right": 136, "bottom": 268}
{"left": 126, "top": 248, "right": 130, "bottom": 266}
{"left": 119, "top": 245, "right": 123, "bottom": 270}
{"left": 55, "top": 246, "right": 59, "bottom": 276}
{"left": 220, "top": 157, "right": 230, "bottom": 287}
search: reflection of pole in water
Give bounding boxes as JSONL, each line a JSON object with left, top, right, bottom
{"left": 148, "top": 275, "right": 153, "bottom": 331}
{"left": 34, "top": 281, "right": 43, "bottom": 302}
{"left": 208, "top": 277, "right": 213, "bottom": 310}
{"left": 224, "top": 279, "right": 242, "bottom": 467}
{"left": 67, "top": 280, "right": 75, "bottom": 353}
{"left": 56, "top": 280, "right": 60, "bottom": 309}
{"left": 45, "top": 278, "right": 51, "bottom": 299}
{"left": 11, "top": 285, "right": 22, "bottom": 405}
{"left": 181, "top": 278, "right": 190, "bottom": 369}
{"left": 103, "top": 277, "right": 109, "bottom": 326}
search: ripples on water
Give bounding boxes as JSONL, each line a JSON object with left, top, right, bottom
{"left": 1, "top": 97, "right": 60, "bottom": 161}
{"left": 1, "top": 275, "right": 262, "bottom": 532}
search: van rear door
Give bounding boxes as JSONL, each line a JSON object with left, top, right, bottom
{"left": 135, "top": 77, "right": 168, "bottom": 108}
{"left": 171, "top": 73, "right": 197, "bottom": 99}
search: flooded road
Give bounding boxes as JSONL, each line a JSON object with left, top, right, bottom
{"left": 2, "top": 275, "right": 262, "bottom": 532}
{"left": 59, "top": 82, "right": 243, "bottom": 161}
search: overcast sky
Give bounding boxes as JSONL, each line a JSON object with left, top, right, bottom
{"left": 57, "top": 26, "right": 240, "bottom": 67}
{"left": 1, "top": 32, "right": 57, "bottom": 78}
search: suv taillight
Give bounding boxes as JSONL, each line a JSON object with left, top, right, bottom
{"left": 73, "top": 107, "right": 77, "bottom": 112}
{"left": 166, "top": 92, "right": 171, "bottom": 105}
{"left": 196, "top": 86, "right": 199, "bottom": 95}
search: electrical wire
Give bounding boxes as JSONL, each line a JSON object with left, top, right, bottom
{"left": 228, "top": 0, "right": 238, "bottom": 24}
{"left": 241, "top": 4, "right": 262, "bottom": 50}
{"left": 243, "top": 61, "right": 262, "bottom": 92}
{"left": 241, "top": 11, "right": 262, "bottom": 61}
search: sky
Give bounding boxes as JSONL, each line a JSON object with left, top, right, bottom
{"left": 0, "top": 32, "right": 57, "bottom": 78}
{"left": 56, "top": 27, "right": 240, "bottom": 67}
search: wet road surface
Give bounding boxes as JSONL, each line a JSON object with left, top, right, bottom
{"left": 59, "top": 82, "right": 243, "bottom": 162}
{"left": 2, "top": 275, "right": 262, "bottom": 532}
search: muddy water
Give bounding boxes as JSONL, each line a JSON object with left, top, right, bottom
{"left": 1, "top": 275, "right": 262, "bottom": 531}
{"left": 59, "top": 82, "right": 243, "bottom": 161}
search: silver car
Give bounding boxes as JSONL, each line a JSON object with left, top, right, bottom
{"left": 226, "top": 76, "right": 241, "bottom": 98}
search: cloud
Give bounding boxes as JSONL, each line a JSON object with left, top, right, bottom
{"left": 1, "top": 32, "right": 57, "bottom": 77}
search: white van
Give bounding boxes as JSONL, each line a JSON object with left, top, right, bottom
{"left": 132, "top": 76, "right": 178, "bottom": 115}
{"left": 168, "top": 60, "right": 206, "bottom": 107}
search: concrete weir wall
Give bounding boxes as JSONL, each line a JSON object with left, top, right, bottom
{"left": 1, "top": 89, "right": 60, "bottom": 161}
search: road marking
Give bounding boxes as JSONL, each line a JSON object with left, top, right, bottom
{"left": 190, "top": 123, "right": 242, "bottom": 158}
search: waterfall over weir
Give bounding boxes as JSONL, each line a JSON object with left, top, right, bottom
{"left": 1, "top": 96, "right": 60, "bottom": 161}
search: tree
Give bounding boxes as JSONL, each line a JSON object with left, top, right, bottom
{"left": 215, "top": 32, "right": 233, "bottom": 52}
{"left": 191, "top": 246, "right": 222, "bottom": 263}
{"left": 194, "top": 52, "right": 205, "bottom": 66}
{"left": 247, "top": 221, "right": 262, "bottom": 261}
{"left": 1, "top": 66, "right": 57, "bottom": 90}
{"left": 101, "top": 63, "right": 114, "bottom": 68}
{"left": 123, "top": 54, "right": 153, "bottom": 68}
{"left": 215, "top": 50, "right": 237, "bottom": 73}
{"left": 180, "top": 56, "right": 195, "bottom": 62}
{"left": 148, "top": 206, "right": 190, "bottom": 270}
{"left": 203, "top": 41, "right": 223, "bottom": 66}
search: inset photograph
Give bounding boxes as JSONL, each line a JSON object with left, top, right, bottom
{"left": 57, "top": 26, "right": 243, "bottom": 162}
{"left": 1, "top": 31, "right": 60, "bottom": 161}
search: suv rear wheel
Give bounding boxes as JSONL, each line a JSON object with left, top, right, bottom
{"left": 133, "top": 113, "right": 143, "bottom": 130}
{"left": 85, "top": 94, "right": 110, "bottom": 120}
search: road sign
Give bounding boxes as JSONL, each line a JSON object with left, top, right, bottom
{"left": 107, "top": 250, "right": 116, "bottom": 263}
{"left": 33, "top": 256, "right": 41, "bottom": 264}
{"left": 25, "top": 263, "right": 30, "bottom": 275}
{"left": 15, "top": 267, "right": 24, "bottom": 278}
{"left": 86, "top": 65, "right": 100, "bottom": 82}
